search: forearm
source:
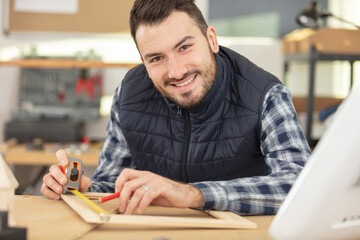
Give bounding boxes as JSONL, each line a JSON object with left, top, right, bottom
{"left": 89, "top": 85, "right": 134, "bottom": 192}
{"left": 90, "top": 148, "right": 133, "bottom": 192}
{"left": 89, "top": 180, "right": 116, "bottom": 193}
{"left": 190, "top": 172, "right": 297, "bottom": 215}
{"left": 190, "top": 84, "right": 311, "bottom": 215}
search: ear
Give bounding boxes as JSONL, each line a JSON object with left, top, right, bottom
{"left": 207, "top": 26, "right": 219, "bottom": 53}
{"left": 140, "top": 56, "right": 144, "bottom": 64}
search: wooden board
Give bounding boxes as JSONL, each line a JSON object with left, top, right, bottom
{"left": 61, "top": 192, "right": 257, "bottom": 229}
{"left": 0, "top": 59, "right": 138, "bottom": 69}
{"left": 5, "top": 0, "right": 135, "bottom": 34}
{"left": 282, "top": 28, "right": 360, "bottom": 54}
{"left": 12, "top": 195, "right": 275, "bottom": 240}
{"left": 0, "top": 154, "right": 19, "bottom": 224}
{"left": 4, "top": 143, "right": 100, "bottom": 166}
{"left": 13, "top": 195, "right": 98, "bottom": 240}
{"left": 292, "top": 97, "right": 343, "bottom": 114}
{"left": 0, "top": 154, "right": 19, "bottom": 190}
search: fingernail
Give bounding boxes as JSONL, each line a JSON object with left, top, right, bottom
{"left": 56, "top": 186, "right": 62, "bottom": 193}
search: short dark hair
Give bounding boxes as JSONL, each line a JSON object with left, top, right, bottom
{"left": 130, "top": 0, "right": 208, "bottom": 43}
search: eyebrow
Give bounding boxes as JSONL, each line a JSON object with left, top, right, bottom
{"left": 143, "top": 36, "right": 194, "bottom": 61}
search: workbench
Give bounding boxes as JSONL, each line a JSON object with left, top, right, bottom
{"left": 2, "top": 142, "right": 100, "bottom": 166}
{"left": 1, "top": 142, "right": 100, "bottom": 194}
{"left": 11, "top": 195, "right": 274, "bottom": 240}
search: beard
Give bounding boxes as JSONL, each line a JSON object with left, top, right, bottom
{"left": 153, "top": 47, "right": 217, "bottom": 109}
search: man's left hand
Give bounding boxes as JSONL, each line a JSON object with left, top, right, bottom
{"left": 114, "top": 168, "right": 205, "bottom": 215}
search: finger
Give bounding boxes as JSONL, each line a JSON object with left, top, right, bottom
{"left": 49, "top": 165, "right": 67, "bottom": 185}
{"left": 43, "top": 172, "right": 63, "bottom": 194}
{"left": 56, "top": 149, "right": 69, "bottom": 167}
{"left": 115, "top": 169, "right": 146, "bottom": 192}
{"left": 118, "top": 178, "right": 145, "bottom": 213}
{"left": 79, "top": 175, "right": 92, "bottom": 192}
{"left": 124, "top": 187, "right": 146, "bottom": 215}
{"left": 40, "top": 182, "right": 61, "bottom": 200}
{"left": 137, "top": 189, "right": 157, "bottom": 214}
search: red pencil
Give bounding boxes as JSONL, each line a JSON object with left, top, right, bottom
{"left": 99, "top": 191, "right": 120, "bottom": 203}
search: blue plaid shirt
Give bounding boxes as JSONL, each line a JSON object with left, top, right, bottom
{"left": 90, "top": 83, "right": 310, "bottom": 215}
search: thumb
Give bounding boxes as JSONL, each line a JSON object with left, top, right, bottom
{"left": 56, "top": 149, "right": 69, "bottom": 167}
{"left": 79, "top": 175, "right": 92, "bottom": 192}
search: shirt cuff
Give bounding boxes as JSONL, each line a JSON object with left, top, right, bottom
{"left": 88, "top": 181, "right": 115, "bottom": 193}
{"left": 190, "top": 182, "right": 229, "bottom": 210}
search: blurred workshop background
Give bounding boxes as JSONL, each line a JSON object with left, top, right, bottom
{"left": 0, "top": 0, "right": 359, "bottom": 195}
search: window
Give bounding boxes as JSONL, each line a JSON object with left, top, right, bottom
{"left": 328, "top": 0, "right": 360, "bottom": 97}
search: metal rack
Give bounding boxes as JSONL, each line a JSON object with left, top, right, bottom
{"left": 284, "top": 45, "right": 360, "bottom": 147}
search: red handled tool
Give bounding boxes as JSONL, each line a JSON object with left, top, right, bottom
{"left": 99, "top": 191, "right": 121, "bottom": 203}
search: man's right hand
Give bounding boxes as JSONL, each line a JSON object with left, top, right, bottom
{"left": 41, "top": 149, "right": 92, "bottom": 200}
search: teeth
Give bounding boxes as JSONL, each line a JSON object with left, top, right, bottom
{"left": 175, "top": 75, "right": 195, "bottom": 87}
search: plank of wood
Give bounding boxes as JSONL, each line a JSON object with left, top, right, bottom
{"left": 0, "top": 155, "right": 19, "bottom": 189}
{"left": 0, "top": 59, "right": 138, "bottom": 69}
{"left": 12, "top": 195, "right": 274, "bottom": 240}
{"left": 81, "top": 220, "right": 274, "bottom": 240}
{"left": 292, "top": 97, "right": 343, "bottom": 114}
{"left": 7, "top": 0, "right": 134, "bottom": 34}
{"left": 5, "top": 143, "right": 99, "bottom": 166}
{"left": 61, "top": 192, "right": 257, "bottom": 229}
{"left": 13, "top": 195, "right": 99, "bottom": 240}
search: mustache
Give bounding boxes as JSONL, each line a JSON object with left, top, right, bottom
{"left": 164, "top": 70, "right": 201, "bottom": 85}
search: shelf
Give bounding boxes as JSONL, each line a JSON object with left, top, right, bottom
{"left": 283, "top": 45, "right": 360, "bottom": 147}
{"left": 0, "top": 59, "right": 138, "bottom": 69}
{"left": 284, "top": 52, "right": 360, "bottom": 62}
{"left": 2, "top": 142, "right": 100, "bottom": 166}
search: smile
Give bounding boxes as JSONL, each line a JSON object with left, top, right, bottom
{"left": 174, "top": 74, "right": 196, "bottom": 87}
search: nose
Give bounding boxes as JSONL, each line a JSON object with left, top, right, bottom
{"left": 167, "top": 54, "right": 186, "bottom": 80}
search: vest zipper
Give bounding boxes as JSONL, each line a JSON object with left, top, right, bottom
{"left": 182, "top": 110, "right": 191, "bottom": 182}
{"left": 177, "top": 106, "right": 182, "bottom": 117}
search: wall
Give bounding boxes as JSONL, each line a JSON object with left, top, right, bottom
{"left": 209, "top": 0, "right": 328, "bottom": 38}
{"left": 0, "top": 2, "right": 139, "bottom": 142}
{"left": 0, "top": 0, "right": 288, "bottom": 143}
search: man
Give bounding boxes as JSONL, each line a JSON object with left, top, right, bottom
{"left": 42, "top": 0, "right": 310, "bottom": 216}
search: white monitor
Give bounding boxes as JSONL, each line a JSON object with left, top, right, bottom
{"left": 269, "top": 83, "right": 360, "bottom": 240}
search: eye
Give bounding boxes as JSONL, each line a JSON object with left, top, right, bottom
{"left": 150, "top": 56, "right": 163, "bottom": 63}
{"left": 180, "top": 44, "right": 191, "bottom": 51}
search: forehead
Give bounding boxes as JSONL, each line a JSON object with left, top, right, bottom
{"left": 135, "top": 11, "right": 203, "bottom": 55}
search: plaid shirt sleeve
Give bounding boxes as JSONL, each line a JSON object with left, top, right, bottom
{"left": 190, "top": 84, "right": 311, "bottom": 215}
{"left": 89, "top": 86, "right": 135, "bottom": 193}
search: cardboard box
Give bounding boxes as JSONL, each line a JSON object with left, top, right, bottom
{"left": 282, "top": 28, "right": 315, "bottom": 54}
{"left": 283, "top": 28, "right": 360, "bottom": 54}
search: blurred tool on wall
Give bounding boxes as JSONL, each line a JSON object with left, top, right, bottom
{"left": 4, "top": 47, "right": 103, "bottom": 144}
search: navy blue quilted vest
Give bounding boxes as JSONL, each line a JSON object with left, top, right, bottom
{"left": 118, "top": 46, "right": 280, "bottom": 183}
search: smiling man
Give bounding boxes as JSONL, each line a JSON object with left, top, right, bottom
{"left": 137, "top": 12, "right": 218, "bottom": 109}
{"left": 42, "top": 0, "right": 310, "bottom": 216}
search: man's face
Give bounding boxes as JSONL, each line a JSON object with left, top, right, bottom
{"left": 135, "top": 11, "right": 219, "bottom": 109}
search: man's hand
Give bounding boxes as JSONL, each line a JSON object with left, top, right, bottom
{"left": 115, "top": 168, "right": 205, "bottom": 215}
{"left": 41, "top": 149, "right": 92, "bottom": 200}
